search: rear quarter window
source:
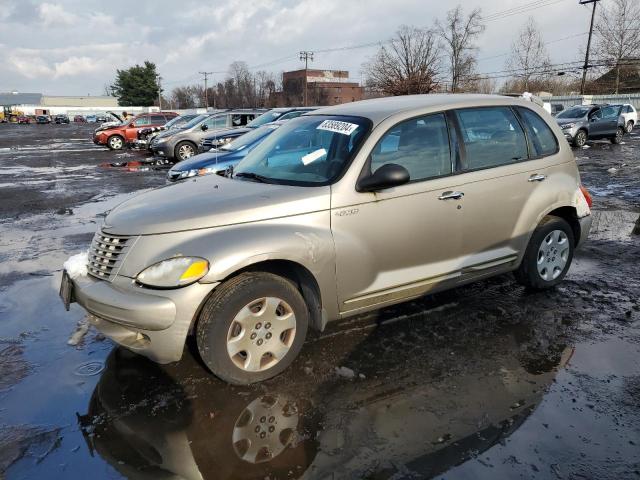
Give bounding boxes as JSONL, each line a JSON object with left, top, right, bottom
{"left": 454, "top": 107, "right": 528, "bottom": 170}
{"left": 517, "top": 107, "right": 559, "bottom": 157}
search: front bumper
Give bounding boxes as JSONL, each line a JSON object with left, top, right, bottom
{"left": 69, "top": 273, "right": 218, "bottom": 363}
{"left": 151, "top": 142, "right": 174, "bottom": 158}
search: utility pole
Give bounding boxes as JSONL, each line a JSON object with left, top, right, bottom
{"left": 199, "top": 71, "right": 213, "bottom": 109}
{"left": 579, "top": 0, "right": 601, "bottom": 95}
{"left": 299, "top": 51, "right": 314, "bottom": 106}
{"left": 156, "top": 74, "right": 162, "bottom": 110}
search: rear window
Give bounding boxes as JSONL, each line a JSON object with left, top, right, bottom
{"left": 133, "top": 116, "right": 151, "bottom": 126}
{"left": 455, "top": 107, "right": 528, "bottom": 170}
{"left": 517, "top": 108, "right": 559, "bottom": 157}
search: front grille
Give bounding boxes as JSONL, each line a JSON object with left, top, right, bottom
{"left": 87, "top": 232, "right": 133, "bottom": 280}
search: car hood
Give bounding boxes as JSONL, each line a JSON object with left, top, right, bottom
{"left": 170, "top": 149, "right": 237, "bottom": 171}
{"left": 103, "top": 175, "right": 330, "bottom": 235}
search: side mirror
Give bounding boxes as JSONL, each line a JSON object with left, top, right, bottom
{"left": 201, "top": 124, "right": 208, "bottom": 131}
{"left": 357, "top": 163, "right": 410, "bottom": 192}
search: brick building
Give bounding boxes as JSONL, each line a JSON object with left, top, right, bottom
{"left": 273, "top": 69, "right": 364, "bottom": 107}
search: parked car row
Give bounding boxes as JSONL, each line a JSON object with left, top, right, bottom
{"left": 64, "top": 93, "right": 594, "bottom": 385}
{"left": 554, "top": 103, "right": 636, "bottom": 147}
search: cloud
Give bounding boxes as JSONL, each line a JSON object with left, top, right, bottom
{"left": 38, "top": 3, "right": 78, "bottom": 27}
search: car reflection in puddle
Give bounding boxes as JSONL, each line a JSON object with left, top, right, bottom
{"left": 78, "top": 293, "right": 574, "bottom": 480}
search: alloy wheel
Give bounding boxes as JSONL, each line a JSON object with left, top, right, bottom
{"left": 178, "top": 144, "right": 194, "bottom": 160}
{"left": 226, "top": 297, "right": 297, "bottom": 372}
{"left": 536, "top": 229, "right": 569, "bottom": 281}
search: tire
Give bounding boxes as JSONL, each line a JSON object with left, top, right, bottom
{"left": 611, "top": 127, "right": 624, "bottom": 144}
{"left": 514, "top": 216, "right": 575, "bottom": 290}
{"left": 175, "top": 141, "right": 196, "bottom": 161}
{"left": 625, "top": 120, "right": 634, "bottom": 133}
{"left": 107, "top": 135, "right": 125, "bottom": 150}
{"left": 196, "top": 272, "right": 309, "bottom": 385}
{"left": 572, "top": 130, "right": 587, "bottom": 148}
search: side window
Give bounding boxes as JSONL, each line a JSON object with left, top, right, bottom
{"left": 601, "top": 106, "right": 618, "bottom": 119}
{"left": 590, "top": 108, "right": 602, "bottom": 120}
{"left": 370, "top": 113, "right": 452, "bottom": 181}
{"left": 517, "top": 108, "right": 559, "bottom": 157}
{"left": 455, "top": 107, "right": 528, "bottom": 169}
{"left": 133, "top": 116, "right": 151, "bottom": 126}
{"left": 204, "top": 115, "right": 228, "bottom": 129}
{"left": 150, "top": 115, "right": 165, "bottom": 124}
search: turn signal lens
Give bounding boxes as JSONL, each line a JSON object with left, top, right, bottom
{"left": 179, "top": 260, "right": 209, "bottom": 283}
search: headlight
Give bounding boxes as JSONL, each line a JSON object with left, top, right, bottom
{"left": 136, "top": 257, "right": 209, "bottom": 288}
{"left": 561, "top": 123, "right": 575, "bottom": 129}
{"left": 211, "top": 137, "right": 232, "bottom": 146}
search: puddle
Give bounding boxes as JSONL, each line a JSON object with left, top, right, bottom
{"left": 73, "top": 361, "right": 105, "bottom": 377}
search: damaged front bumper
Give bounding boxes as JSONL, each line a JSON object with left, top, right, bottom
{"left": 64, "top": 273, "right": 218, "bottom": 363}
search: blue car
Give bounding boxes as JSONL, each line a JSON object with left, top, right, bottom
{"left": 166, "top": 123, "right": 281, "bottom": 182}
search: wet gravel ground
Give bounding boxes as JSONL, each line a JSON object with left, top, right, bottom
{"left": 0, "top": 123, "right": 639, "bottom": 480}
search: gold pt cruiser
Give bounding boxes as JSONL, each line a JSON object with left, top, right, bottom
{"left": 60, "top": 95, "right": 593, "bottom": 384}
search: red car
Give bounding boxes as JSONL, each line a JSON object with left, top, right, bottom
{"left": 17, "top": 116, "right": 32, "bottom": 124}
{"left": 93, "top": 112, "right": 178, "bottom": 150}
{"left": 74, "top": 115, "right": 86, "bottom": 123}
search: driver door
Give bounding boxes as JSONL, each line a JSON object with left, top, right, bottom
{"left": 331, "top": 113, "right": 464, "bottom": 315}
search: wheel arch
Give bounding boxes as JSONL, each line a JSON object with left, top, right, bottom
{"left": 227, "top": 260, "right": 325, "bottom": 332}
{"left": 543, "top": 206, "right": 581, "bottom": 246}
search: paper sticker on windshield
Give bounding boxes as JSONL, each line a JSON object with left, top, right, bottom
{"left": 301, "top": 148, "right": 327, "bottom": 165}
{"left": 317, "top": 120, "right": 359, "bottom": 135}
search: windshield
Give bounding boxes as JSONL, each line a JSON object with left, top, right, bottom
{"left": 234, "top": 115, "right": 370, "bottom": 186}
{"left": 557, "top": 107, "right": 591, "bottom": 119}
{"left": 247, "top": 110, "right": 286, "bottom": 128}
{"left": 221, "top": 124, "right": 279, "bottom": 152}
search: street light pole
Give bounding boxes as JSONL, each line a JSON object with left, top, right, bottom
{"left": 156, "top": 74, "right": 162, "bottom": 110}
{"left": 580, "top": 0, "right": 601, "bottom": 95}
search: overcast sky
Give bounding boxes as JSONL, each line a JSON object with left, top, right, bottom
{"left": 0, "top": 0, "right": 594, "bottom": 96}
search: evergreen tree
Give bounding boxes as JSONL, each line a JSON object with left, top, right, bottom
{"left": 110, "top": 61, "right": 159, "bottom": 106}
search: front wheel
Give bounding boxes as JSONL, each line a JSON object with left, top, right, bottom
{"left": 175, "top": 141, "right": 196, "bottom": 161}
{"left": 107, "top": 135, "right": 124, "bottom": 150}
{"left": 514, "top": 216, "right": 575, "bottom": 290}
{"left": 196, "top": 272, "right": 309, "bottom": 385}
{"left": 611, "top": 127, "right": 624, "bottom": 144}
{"left": 572, "top": 130, "right": 587, "bottom": 148}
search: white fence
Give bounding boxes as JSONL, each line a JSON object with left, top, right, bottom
{"left": 543, "top": 94, "right": 640, "bottom": 109}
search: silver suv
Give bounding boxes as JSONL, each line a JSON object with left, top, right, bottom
{"left": 555, "top": 104, "right": 625, "bottom": 147}
{"left": 60, "top": 95, "right": 593, "bottom": 384}
{"left": 150, "top": 109, "right": 263, "bottom": 161}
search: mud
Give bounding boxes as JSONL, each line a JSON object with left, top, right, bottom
{"left": 0, "top": 123, "right": 639, "bottom": 479}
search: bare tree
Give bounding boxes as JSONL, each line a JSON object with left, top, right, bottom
{"left": 594, "top": 0, "right": 640, "bottom": 93}
{"left": 506, "top": 17, "right": 551, "bottom": 92}
{"left": 437, "top": 6, "right": 484, "bottom": 92}
{"left": 363, "top": 25, "right": 442, "bottom": 96}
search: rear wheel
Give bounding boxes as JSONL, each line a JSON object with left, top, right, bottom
{"left": 196, "top": 272, "right": 309, "bottom": 385}
{"left": 175, "top": 141, "right": 196, "bottom": 161}
{"left": 625, "top": 120, "right": 634, "bottom": 133}
{"left": 514, "top": 216, "right": 575, "bottom": 290}
{"left": 573, "top": 130, "right": 587, "bottom": 148}
{"left": 611, "top": 127, "right": 624, "bottom": 144}
{"left": 107, "top": 135, "right": 124, "bottom": 150}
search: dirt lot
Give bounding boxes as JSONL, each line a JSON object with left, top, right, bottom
{"left": 0, "top": 122, "right": 639, "bottom": 480}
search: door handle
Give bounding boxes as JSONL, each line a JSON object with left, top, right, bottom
{"left": 528, "top": 174, "right": 546, "bottom": 182}
{"left": 438, "top": 191, "right": 464, "bottom": 200}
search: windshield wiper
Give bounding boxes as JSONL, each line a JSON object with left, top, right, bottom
{"left": 234, "top": 172, "right": 273, "bottom": 184}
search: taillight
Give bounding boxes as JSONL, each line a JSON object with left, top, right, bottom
{"left": 580, "top": 185, "right": 593, "bottom": 208}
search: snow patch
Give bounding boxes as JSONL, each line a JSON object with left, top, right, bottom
{"left": 63, "top": 251, "right": 88, "bottom": 279}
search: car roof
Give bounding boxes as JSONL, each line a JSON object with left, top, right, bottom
{"left": 310, "top": 94, "right": 545, "bottom": 126}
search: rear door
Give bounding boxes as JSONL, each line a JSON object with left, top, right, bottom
{"left": 449, "top": 106, "right": 559, "bottom": 273}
